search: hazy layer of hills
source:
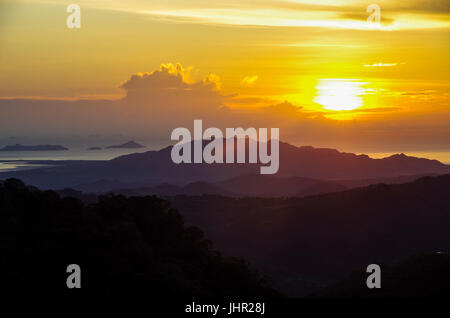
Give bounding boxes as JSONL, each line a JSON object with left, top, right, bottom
{"left": 1, "top": 140, "right": 448, "bottom": 190}
{"left": 55, "top": 174, "right": 450, "bottom": 297}
{"left": 169, "top": 175, "right": 450, "bottom": 296}
{"left": 106, "top": 173, "right": 433, "bottom": 198}
{"left": 2, "top": 174, "right": 449, "bottom": 298}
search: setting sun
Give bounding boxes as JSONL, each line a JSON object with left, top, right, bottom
{"left": 314, "top": 79, "right": 369, "bottom": 111}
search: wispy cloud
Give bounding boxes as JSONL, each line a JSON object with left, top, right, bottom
{"left": 241, "top": 75, "right": 259, "bottom": 87}
{"left": 31, "top": 0, "right": 450, "bottom": 31}
{"left": 138, "top": 8, "right": 397, "bottom": 30}
{"left": 364, "top": 63, "right": 399, "bottom": 67}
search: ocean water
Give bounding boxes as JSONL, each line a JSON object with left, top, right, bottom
{"left": 1, "top": 147, "right": 449, "bottom": 172}
{"left": 0, "top": 162, "right": 56, "bottom": 172}
{"left": 0, "top": 147, "right": 151, "bottom": 171}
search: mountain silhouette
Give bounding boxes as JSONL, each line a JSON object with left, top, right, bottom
{"left": 169, "top": 174, "right": 450, "bottom": 296}
{"left": 216, "top": 174, "right": 346, "bottom": 197}
{"left": 69, "top": 173, "right": 436, "bottom": 197}
{"left": 106, "top": 140, "right": 145, "bottom": 149}
{"left": 109, "top": 174, "right": 346, "bottom": 198}
{"left": 2, "top": 175, "right": 450, "bottom": 298}
{"left": 0, "top": 139, "right": 448, "bottom": 190}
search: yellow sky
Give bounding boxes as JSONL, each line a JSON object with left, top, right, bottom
{"left": 1, "top": 1, "right": 449, "bottom": 114}
{"left": 0, "top": 0, "right": 449, "bottom": 153}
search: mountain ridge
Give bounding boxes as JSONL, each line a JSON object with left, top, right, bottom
{"left": 106, "top": 140, "right": 145, "bottom": 149}
{"left": 1, "top": 139, "right": 448, "bottom": 189}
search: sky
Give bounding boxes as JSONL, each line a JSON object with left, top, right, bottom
{"left": 0, "top": 0, "right": 449, "bottom": 158}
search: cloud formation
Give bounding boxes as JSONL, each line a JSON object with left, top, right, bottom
{"left": 121, "top": 63, "right": 220, "bottom": 93}
{"left": 0, "top": 63, "right": 449, "bottom": 153}
{"left": 110, "top": 0, "right": 450, "bottom": 30}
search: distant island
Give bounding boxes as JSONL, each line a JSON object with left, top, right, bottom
{"left": 106, "top": 141, "right": 145, "bottom": 149}
{"left": 87, "top": 147, "right": 102, "bottom": 151}
{"left": 0, "top": 144, "right": 68, "bottom": 151}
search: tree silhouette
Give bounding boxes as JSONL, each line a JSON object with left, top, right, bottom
{"left": 0, "top": 178, "right": 280, "bottom": 299}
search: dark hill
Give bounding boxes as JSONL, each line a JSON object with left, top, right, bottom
{"left": 312, "top": 252, "right": 450, "bottom": 298}
{"left": 71, "top": 173, "right": 432, "bottom": 198}
{"left": 216, "top": 174, "right": 346, "bottom": 197}
{"left": 0, "top": 178, "right": 279, "bottom": 299}
{"left": 170, "top": 175, "right": 450, "bottom": 296}
{"left": 106, "top": 140, "right": 145, "bottom": 149}
{"left": 116, "top": 181, "right": 236, "bottom": 197}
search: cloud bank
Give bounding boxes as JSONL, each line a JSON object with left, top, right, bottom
{"left": 0, "top": 63, "right": 449, "bottom": 153}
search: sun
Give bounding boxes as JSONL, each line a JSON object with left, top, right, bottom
{"left": 314, "top": 79, "right": 368, "bottom": 111}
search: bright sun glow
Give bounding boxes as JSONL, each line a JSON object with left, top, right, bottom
{"left": 314, "top": 79, "right": 369, "bottom": 111}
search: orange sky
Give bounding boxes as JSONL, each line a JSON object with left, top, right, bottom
{"left": 0, "top": 0, "right": 449, "bottom": 158}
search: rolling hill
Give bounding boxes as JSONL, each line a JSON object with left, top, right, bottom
{"left": 169, "top": 174, "right": 450, "bottom": 296}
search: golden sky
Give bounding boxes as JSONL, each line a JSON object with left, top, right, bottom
{"left": 0, "top": 0, "right": 449, "bottom": 155}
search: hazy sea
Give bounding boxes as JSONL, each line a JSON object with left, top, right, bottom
{"left": 1, "top": 147, "right": 449, "bottom": 172}
{"left": 0, "top": 147, "right": 150, "bottom": 172}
